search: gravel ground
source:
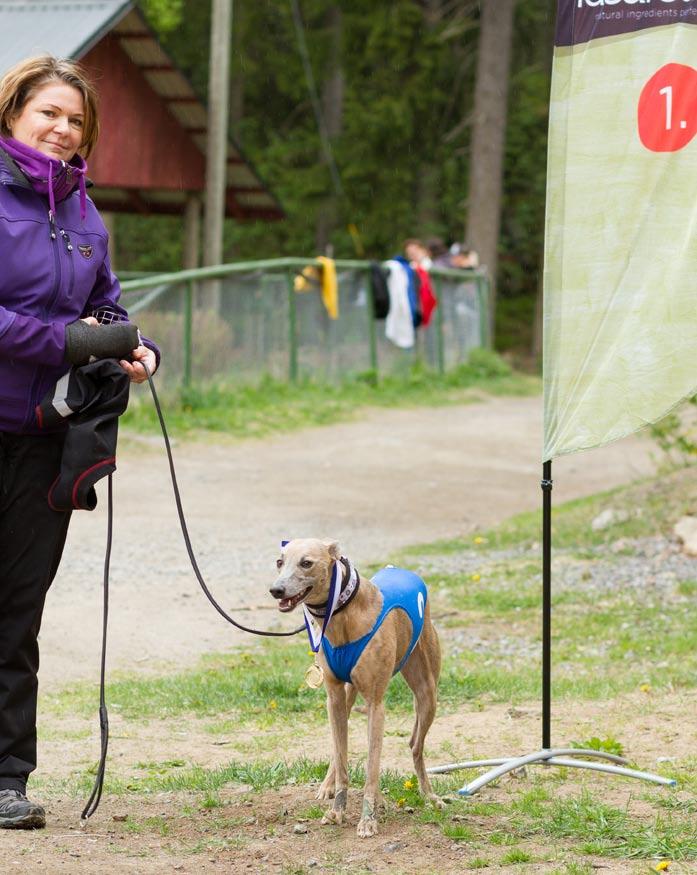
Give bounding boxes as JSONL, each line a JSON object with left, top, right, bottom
{"left": 416, "top": 535, "right": 697, "bottom": 596}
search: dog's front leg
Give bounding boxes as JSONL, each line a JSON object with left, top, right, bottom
{"left": 357, "top": 699, "right": 384, "bottom": 838}
{"left": 317, "top": 684, "right": 357, "bottom": 801}
{"left": 321, "top": 679, "right": 349, "bottom": 826}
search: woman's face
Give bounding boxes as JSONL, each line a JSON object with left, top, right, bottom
{"left": 10, "top": 81, "right": 84, "bottom": 162}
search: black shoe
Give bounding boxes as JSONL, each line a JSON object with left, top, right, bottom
{"left": 0, "top": 789, "right": 46, "bottom": 829}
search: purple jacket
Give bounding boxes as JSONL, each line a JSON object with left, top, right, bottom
{"left": 0, "top": 149, "right": 158, "bottom": 434}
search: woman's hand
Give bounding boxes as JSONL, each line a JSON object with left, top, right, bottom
{"left": 119, "top": 345, "right": 157, "bottom": 383}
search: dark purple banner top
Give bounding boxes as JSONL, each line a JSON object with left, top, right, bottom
{"left": 556, "top": 0, "right": 697, "bottom": 46}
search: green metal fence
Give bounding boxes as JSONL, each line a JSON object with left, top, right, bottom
{"left": 119, "top": 258, "right": 490, "bottom": 387}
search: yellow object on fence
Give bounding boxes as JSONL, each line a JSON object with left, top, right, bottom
{"left": 293, "top": 257, "right": 339, "bottom": 320}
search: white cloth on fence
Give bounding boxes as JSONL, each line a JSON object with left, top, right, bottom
{"left": 385, "top": 260, "right": 415, "bottom": 349}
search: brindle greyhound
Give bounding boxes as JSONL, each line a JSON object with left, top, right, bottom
{"left": 270, "top": 538, "right": 442, "bottom": 838}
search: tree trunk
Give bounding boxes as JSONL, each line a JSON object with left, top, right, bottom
{"left": 202, "top": 0, "right": 232, "bottom": 311}
{"left": 465, "top": 0, "right": 517, "bottom": 337}
{"left": 315, "top": 4, "right": 344, "bottom": 255}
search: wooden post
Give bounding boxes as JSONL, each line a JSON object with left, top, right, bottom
{"left": 202, "top": 0, "right": 233, "bottom": 311}
{"left": 287, "top": 270, "right": 298, "bottom": 383}
{"left": 182, "top": 194, "right": 201, "bottom": 386}
{"left": 183, "top": 193, "right": 201, "bottom": 271}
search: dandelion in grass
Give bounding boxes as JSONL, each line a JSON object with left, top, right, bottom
{"left": 654, "top": 863, "right": 671, "bottom": 872}
{"left": 268, "top": 700, "right": 277, "bottom": 710}
{"left": 471, "top": 573, "right": 481, "bottom": 582}
{"left": 403, "top": 779, "right": 415, "bottom": 790}
{"left": 640, "top": 683, "right": 651, "bottom": 693}
{"left": 474, "top": 536, "right": 486, "bottom": 545}
{"left": 397, "top": 797, "right": 406, "bottom": 808}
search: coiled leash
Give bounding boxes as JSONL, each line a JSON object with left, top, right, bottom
{"left": 81, "top": 363, "right": 303, "bottom": 823}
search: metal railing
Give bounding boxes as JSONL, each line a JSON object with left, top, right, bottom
{"left": 119, "top": 258, "right": 491, "bottom": 387}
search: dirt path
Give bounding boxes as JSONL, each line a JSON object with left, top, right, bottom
{"left": 42, "top": 395, "right": 658, "bottom": 684}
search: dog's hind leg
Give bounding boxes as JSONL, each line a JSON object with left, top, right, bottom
{"left": 317, "top": 684, "right": 357, "bottom": 801}
{"left": 321, "top": 677, "right": 350, "bottom": 825}
{"left": 401, "top": 621, "right": 443, "bottom": 807}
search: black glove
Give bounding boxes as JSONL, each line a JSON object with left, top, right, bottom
{"left": 64, "top": 320, "right": 140, "bottom": 366}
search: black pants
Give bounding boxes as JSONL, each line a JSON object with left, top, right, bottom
{"left": 0, "top": 432, "right": 71, "bottom": 792}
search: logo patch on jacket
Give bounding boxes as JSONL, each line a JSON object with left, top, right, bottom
{"left": 78, "top": 244, "right": 93, "bottom": 259}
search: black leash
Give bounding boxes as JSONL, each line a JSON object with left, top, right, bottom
{"left": 81, "top": 364, "right": 304, "bottom": 823}
{"left": 80, "top": 475, "right": 112, "bottom": 825}
{"left": 143, "top": 364, "right": 304, "bottom": 637}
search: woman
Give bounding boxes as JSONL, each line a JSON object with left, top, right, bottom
{"left": 0, "top": 55, "right": 159, "bottom": 829}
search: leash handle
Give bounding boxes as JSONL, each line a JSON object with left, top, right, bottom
{"left": 143, "top": 364, "right": 304, "bottom": 639}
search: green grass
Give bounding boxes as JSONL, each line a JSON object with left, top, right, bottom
{"left": 540, "top": 792, "right": 697, "bottom": 860}
{"left": 122, "top": 349, "right": 539, "bottom": 438}
{"left": 46, "top": 645, "right": 325, "bottom": 721}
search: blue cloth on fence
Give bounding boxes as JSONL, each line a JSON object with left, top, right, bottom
{"left": 392, "top": 256, "right": 421, "bottom": 327}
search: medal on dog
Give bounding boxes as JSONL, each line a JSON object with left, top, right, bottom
{"left": 305, "top": 662, "right": 324, "bottom": 689}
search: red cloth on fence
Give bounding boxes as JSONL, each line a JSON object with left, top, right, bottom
{"left": 415, "top": 266, "right": 437, "bottom": 327}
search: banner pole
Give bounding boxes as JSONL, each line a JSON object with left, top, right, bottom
{"left": 541, "top": 460, "right": 553, "bottom": 749}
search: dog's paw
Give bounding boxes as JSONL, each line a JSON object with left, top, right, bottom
{"left": 316, "top": 779, "right": 335, "bottom": 801}
{"left": 321, "top": 808, "right": 344, "bottom": 826}
{"left": 428, "top": 793, "right": 448, "bottom": 810}
{"left": 356, "top": 816, "right": 378, "bottom": 838}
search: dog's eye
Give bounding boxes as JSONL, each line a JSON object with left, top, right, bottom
{"left": 276, "top": 558, "right": 283, "bottom": 569}
{"left": 300, "top": 558, "right": 313, "bottom": 569}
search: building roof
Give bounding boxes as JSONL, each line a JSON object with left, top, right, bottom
{"left": 0, "top": 0, "right": 128, "bottom": 69}
{"left": 0, "top": 0, "right": 284, "bottom": 219}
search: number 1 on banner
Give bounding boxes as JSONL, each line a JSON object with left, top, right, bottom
{"left": 639, "top": 63, "right": 697, "bottom": 152}
{"left": 659, "top": 85, "right": 673, "bottom": 130}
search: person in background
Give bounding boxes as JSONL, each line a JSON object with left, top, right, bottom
{"left": 0, "top": 55, "right": 159, "bottom": 829}
{"left": 449, "top": 242, "right": 480, "bottom": 270}
{"left": 403, "top": 238, "right": 432, "bottom": 270}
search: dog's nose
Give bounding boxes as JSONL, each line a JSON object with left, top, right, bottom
{"left": 269, "top": 583, "right": 286, "bottom": 599}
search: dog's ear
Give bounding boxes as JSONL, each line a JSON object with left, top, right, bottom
{"left": 324, "top": 540, "right": 341, "bottom": 560}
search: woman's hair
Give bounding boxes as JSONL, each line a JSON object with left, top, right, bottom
{"left": 0, "top": 55, "right": 99, "bottom": 157}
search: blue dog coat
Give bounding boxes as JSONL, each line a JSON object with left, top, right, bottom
{"left": 321, "top": 566, "right": 427, "bottom": 684}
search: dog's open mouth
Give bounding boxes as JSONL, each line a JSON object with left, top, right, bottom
{"left": 277, "top": 586, "right": 312, "bottom": 612}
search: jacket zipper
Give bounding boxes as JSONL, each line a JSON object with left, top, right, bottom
{"left": 59, "top": 227, "right": 75, "bottom": 298}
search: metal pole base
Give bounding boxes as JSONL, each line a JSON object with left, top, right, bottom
{"left": 427, "top": 748, "right": 676, "bottom": 796}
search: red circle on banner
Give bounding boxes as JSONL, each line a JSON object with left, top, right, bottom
{"left": 638, "top": 63, "right": 697, "bottom": 153}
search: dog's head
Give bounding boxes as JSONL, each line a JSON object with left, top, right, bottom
{"left": 270, "top": 538, "right": 340, "bottom": 613}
